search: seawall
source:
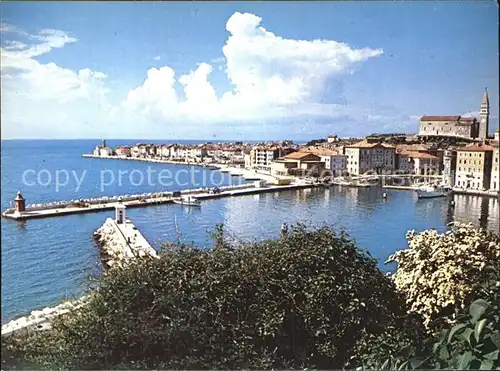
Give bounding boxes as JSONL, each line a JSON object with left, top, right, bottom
{"left": 2, "top": 217, "right": 156, "bottom": 337}
{"left": 94, "top": 217, "right": 157, "bottom": 269}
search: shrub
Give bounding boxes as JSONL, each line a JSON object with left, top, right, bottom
{"left": 357, "top": 269, "right": 500, "bottom": 370}
{"left": 387, "top": 222, "right": 500, "bottom": 330}
{"left": 2, "top": 224, "right": 409, "bottom": 370}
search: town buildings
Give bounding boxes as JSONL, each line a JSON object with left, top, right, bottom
{"left": 455, "top": 145, "right": 494, "bottom": 190}
{"left": 490, "top": 145, "right": 499, "bottom": 191}
{"left": 344, "top": 141, "right": 396, "bottom": 175}
{"left": 271, "top": 152, "right": 324, "bottom": 177}
{"left": 418, "top": 90, "right": 489, "bottom": 140}
{"left": 303, "top": 147, "right": 347, "bottom": 176}
{"left": 249, "top": 146, "right": 294, "bottom": 171}
{"left": 92, "top": 140, "right": 114, "bottom": 157}
{"left": 442, "top": 149, "right": 457, "bottom": 186}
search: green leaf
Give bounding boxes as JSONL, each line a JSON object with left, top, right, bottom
{"left": 410, "top": 356, "right": 427, "bottom": 369}
{"left": 470, "top": 299, "right": 489, "bottom": 323}
{"left": 474, "top": 318, "right": 488, "bottom": 343}
{"left": 483, "top": 350, "right": 499, "bottom": 360}
{"left": 457, "top": 351, "right": 472, "bottom": 369}
{"left": 381, "top": 358, "right": 390, "bottom": 369}
{"left": 460, "top": 328, "right": 474, "bottom": 346}
{"left": 490, "top": 332, "right": 500, "bottom": 350}
{"left": 438, "top": 345, "right": 450, "bottom": 361}
{"left": 438, "top": 329, "right": 448, "bottom": 344}
{"left": 479, "top": 359, "right": 494, "bottom": 370}
{"left": 398, "top": 360, "right": 409, "bottom": 370}
{"left": 448, "top": 323, "right": 467, "bottom": 343}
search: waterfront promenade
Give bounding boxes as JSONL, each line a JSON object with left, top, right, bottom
{"left": 82, "top": 153, "right": 283, "bottom": 183}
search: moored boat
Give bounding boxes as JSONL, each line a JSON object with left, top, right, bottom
{"left": 173, "top": 195, "right": 201, "bottom": 206}
{"left": 414, "top": 185, "right": 452, "bottom": 199}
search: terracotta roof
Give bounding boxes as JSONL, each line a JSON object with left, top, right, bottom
{"left": 345, "top": 140, "right": 395, "bottom": 149}
{"left": 456, "top": 145, "right": 495, "bottom": 152}
{"left": 395, "top": 144, "right": 429, "bottom": 154}
{"left": 283, "top": 152, "right": 321, "bottom": 160}
{"left": 302, "top": 146, "right": 339, "bottom": 156}
{"left": 420, "top": 116, "right": 460, "bottom": 121}
{"left": 404, "top": 151, "right": 438, "bottom": 160}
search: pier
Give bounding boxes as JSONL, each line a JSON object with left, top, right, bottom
{"left": 2, "top": 183, "right": 316, "bottom": 221}
{"left": 2, "top": 206, "right": 156, "bottom": 337}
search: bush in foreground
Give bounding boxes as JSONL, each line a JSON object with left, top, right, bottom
{"left": 387, "top": 222, "right": 500, "bottom": 330}
{"left": 358, "top": 268, "right": 500, "bottom": 370}
{"left": 2, "top": 224, "right": 415, "bottom": 370}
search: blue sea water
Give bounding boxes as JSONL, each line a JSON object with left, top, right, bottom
{"left": 1, "top": 140, "right": 499, "bottom": 323}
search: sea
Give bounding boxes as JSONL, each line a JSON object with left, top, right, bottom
{"left": 1, "top": 139, "right": 499, "bottom": 323}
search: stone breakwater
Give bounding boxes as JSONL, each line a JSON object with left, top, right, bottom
{"left": 2, "top": 218, "right": 156, "bottom": 337}
{"left": 93, "top": 217, "right": 158, "bottom": 269}
{"left": 1, "top": 296, "right": 88, "bottom": 338}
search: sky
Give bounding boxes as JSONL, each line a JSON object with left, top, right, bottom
{"left": 1, "top": 1, "right": 498, "bottom": 140}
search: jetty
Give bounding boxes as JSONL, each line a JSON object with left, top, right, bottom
{"left": 2, "top": 205, "right": 155, "bottom": 337}
{"left": 2, "top": 182, "right": 316, "bottom": 221}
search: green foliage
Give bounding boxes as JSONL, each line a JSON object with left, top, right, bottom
{"left": 358, "top": 268, "right": 500, "bottom": 370}
{"left": 387, "top": 222, "right": 500, "bottom": 330}
{"left": 429, "top": 272, "right": 500, "bottom": 370}
{"left": 2, "top": 224, "right": 408, "bottom": 370}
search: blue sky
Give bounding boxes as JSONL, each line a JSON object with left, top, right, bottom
{"left": 1, "top": 1, "right": 498, "bottom": 140}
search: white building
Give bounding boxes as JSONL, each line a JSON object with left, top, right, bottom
{"left": 344, "top": 141, "right": 395, "bottom": 175}
{"left": 250, "top": 146, "right": 294, "bottom": 171}
{"left": 490, "top": 146, "right": 499, "bottom": 191}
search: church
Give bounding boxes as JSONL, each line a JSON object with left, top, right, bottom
{"left": 418, "top": 89, "right": 489, "bottom": 140}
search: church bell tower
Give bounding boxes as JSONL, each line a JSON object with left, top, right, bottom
{"left": 479, "top": 88, "right": 489, "bottom": 140}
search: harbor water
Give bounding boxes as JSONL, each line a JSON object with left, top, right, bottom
{"left": 1, "top": 140, "right": 499, "bottom": 323}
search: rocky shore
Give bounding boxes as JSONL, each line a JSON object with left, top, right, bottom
{"left": 1, "top": 296, "right": 88, "bottom": 338}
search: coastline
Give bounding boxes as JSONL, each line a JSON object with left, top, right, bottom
{"left": 82, "top": 153, "right": 222, "bottom": 169}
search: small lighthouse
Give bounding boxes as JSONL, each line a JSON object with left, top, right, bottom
{"left": 14, "top": 191, "right": 26, "bottom": 213}
{"left": 115, "top": 204, "right": 126, "bottom": 224}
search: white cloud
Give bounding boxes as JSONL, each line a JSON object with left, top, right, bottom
{"left": 1, "top": 12, "right": 387, "bottom": 139}
{"left": 154, "top": 55, "right": 161, "bottom": 61}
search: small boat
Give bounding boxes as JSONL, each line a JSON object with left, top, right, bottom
{"left": 415, "top": 185, "right": 452, "bottom": 199}
{"left": 173, "top": 195, "right": 201, "bottom": 206}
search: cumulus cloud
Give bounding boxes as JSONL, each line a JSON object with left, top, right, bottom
{"left": 1, "top": 12, "right": 388, "bottom": 139}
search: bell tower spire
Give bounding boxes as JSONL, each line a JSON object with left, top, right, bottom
{"left": 479, "top": 88, "right": 489, "bottom": 140}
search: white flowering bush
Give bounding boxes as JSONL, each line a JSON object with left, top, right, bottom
{"left": 387, "top": 222, "right": 500, "bottom": 330}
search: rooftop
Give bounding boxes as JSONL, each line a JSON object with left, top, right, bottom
{"left": 420, "top": 115, "right": 461, "bottom": 121}
{"left": 403, "top": 151, "right": 438, "bottom": 160}
{"left": 345, "top": 140, "right": 395, "bottom": 149}
{"left": 283, "top": 152, "right": 320, "bottom": 160}
{"left": 302, "top": 146, "right": 340, "bottom": 156}
{"left": 456, "top": 145, "right": 495, "bottom": 152}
